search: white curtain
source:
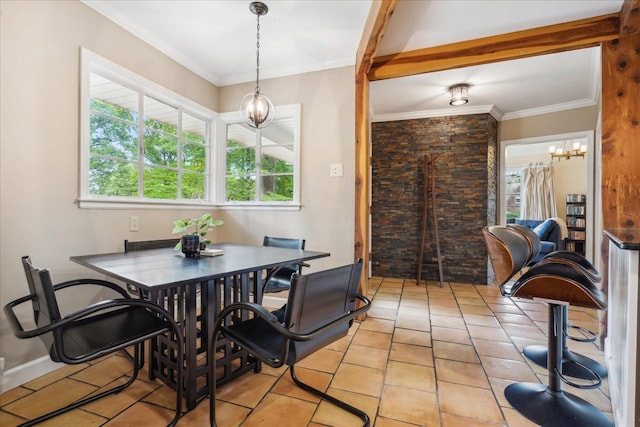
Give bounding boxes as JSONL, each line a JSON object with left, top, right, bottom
{"left": 520, "top": 164, "right": 557, "bottom": 220}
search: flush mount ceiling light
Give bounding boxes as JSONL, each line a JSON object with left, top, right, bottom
{"left": 449, "top": 84, "right": 470, "bottom": 106}
{"left": 239, "top": 1, "right": 274, "bottom": 129}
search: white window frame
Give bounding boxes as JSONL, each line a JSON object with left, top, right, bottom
{"left": 78, "top": 48, "right": 217, "bottom": 209}
{"left": 216, "top": 104, "right": 301, "bottom": 210}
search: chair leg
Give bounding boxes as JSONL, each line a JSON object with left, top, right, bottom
{"left": 18, "top": 345, "right": 142, "bottom": 427}
{"left": 523, "top": 305, "right": 607, "bottom": 380}
{"left": 289, "top": 365, "right": 370, "bottom": 427}
{"left": 505, "top": 304, "right": 613, "bottom": 427}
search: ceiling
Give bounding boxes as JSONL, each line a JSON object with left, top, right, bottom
{"left": 82, "top": 0, "right": 623, "bottom": 122}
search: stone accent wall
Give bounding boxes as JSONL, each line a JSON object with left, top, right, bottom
{"left": 371, "top": 114, "right": 497, "bottom": 284}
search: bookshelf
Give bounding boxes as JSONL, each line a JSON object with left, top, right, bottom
{"left": 565, "top": 193, "right": 586, "bottom": 255}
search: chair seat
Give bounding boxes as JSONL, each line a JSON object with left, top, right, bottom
{"left": 223, "top": 316, "right": 284, "bottom": 363}
{"left": 57, "top": 306, "right": 170, "bottom": 361}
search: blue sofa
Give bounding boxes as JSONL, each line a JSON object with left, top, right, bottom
{"left": 506, "top": 218, "right": 565, "bottom": 263}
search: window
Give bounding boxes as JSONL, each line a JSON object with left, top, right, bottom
{"left": 217, "top": 104, "right": 301, "bottom": 208}
{"left": 79, "top": 49, "right": 215, "bottom": 208}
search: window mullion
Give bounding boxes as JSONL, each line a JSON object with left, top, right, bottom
{"left": 138, "top": 90, "right": 145, "bottom": 198}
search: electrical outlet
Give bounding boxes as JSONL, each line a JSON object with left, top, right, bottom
{"left": 129, "top": 216, "right": 139, "bottom": 232}
{"left": 329, "top": 163, "right": 343, "bottom": 177}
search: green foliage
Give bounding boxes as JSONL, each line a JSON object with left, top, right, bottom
{"left": 89, "top": 97, "right": 206, "bottom": 200}
{"left": 172, "top": 213, "right": 223, "bottom": 249}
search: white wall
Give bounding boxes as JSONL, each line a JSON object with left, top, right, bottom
{"left": 0, "top": 0, "right": 356, "bottom": 385}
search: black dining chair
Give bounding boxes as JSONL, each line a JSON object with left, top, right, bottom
{"left": 3, "top": 256, "right": 184, "bottom": 427}
{"left": 209, "top": 260, "right": 371, "bottom": 426}
{"left": 262, "top": 236, "right": 308, "bottom": 294}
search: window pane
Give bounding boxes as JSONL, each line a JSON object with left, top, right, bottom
{"left": 90, "top": 111, "right": 139, "bottom": 160}
{"left": 89, "top": 157, "right": 138, "bottom": 196}
{"left": 261, "top": 146, "right": 294, "bottom": 174}
{"left": 182, "top": 172, "right": 206, "bottom": 199}
{"left": 143, "top": 167, "right": 178, "bottom": 199}
{"left": 226, "top": 140, "right": 256, "bottom": 175}
{"left": 144, "top": 130, "right": 179, "bottom": 167}
{"left": 260, "top": 175, "right": 293, "bottom": 201}
{"left": 183, "top": 112, "right": 206, "bottom": 144}
{"left": 226, "top": 176, "right": 255, "bottom": 202}
{"left": 183, "top": 142, "right": 205, "bottom": 173}
{"left": 144, "top": 96, "right": 178, "bottom": 136}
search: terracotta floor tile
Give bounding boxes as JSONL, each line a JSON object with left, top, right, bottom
{"left": 393, "top": 328, "right": 431, "bottom": 347}
{"left": 430, "top": 305, "right": 462, "bottom": 316}
{"left": 351, "top": 329, "right": 393, "bottom": 350}
{"left": 374, "top": 416, "right": 421, "bottom": 427}
{"left": 0, "top": 387, "right": 31, "bottom": 407}
{"left": 494, "top": 312, "right": 535, "bottom": 326}
{"left": 296, "top": 348, "right": 344, "bottom": 374}
{"left": 395, "top": 314, "right": 431, "bottom": 332}
{"left": 343, "top": 344, "right": 389, "bottom": 370}
{"left": 359, "top": 317, "right": 396, "bottom": 334}
{"left": 372, "top": 299, "right": 400, "bottom": 310}
{"left": 488, "top": 303, "right": 523, "bottom": 314}
{"left": 330, "top": 363, "right": 384, "bottom": 398}
{"left": 86, "top": 377, "right": 161, "bottom": 417}
{"left": 433, "top": 341, "right": 479, "bottom": 364}
{"left": 501, "top": 323, "right": 547, "bottom": 341}
{"left": 240, "top": 393, "right": 316, "bottom": 427}
{"left": 435, "top": 359, "right": 489, "bottom": 388}
{"left": 3, "top": 378, "right": 97, "bottom": 420}
{"left": 313, "top": 388, "right": 378, "bottom": 426}
{"left": 21, "top": 363, "right": 90, "bottom": 391}
{"left": 270, "top": 367, "right": 329, "bottom": 403}
{"left": 216, "top": 372, "right": 278, "bottom": 407}
{"left": 467, "top": 325, "right": 511, "bottom": 342}
{"left": 456, "top": 297, "right": 487, "bottom": 307}
{"left": 103, "top": 401, "right": 174, "bottom": 426}
{"left": 441, "top": 412, "right": 505, "bottom": 426}
{"left": 459, "top": 304, "right": 494, "bottom": 316}
{"left": 378, "top": 384, "right": 440, "bottom": 426}
{"left": 463, "top": 313, "right": 501, "bottom": 328}
{"left": 70, "top": 355, "right": 134, "bottom": 388}
{"left": 188, "top": 399, "right": 250, "bottom": 426}
{"left": 473, "top": 339, "right": 522, "bottom": 361}
{"left": 479, "top": 356, "right": 539, "bottom": 383}
{"left": 375, "top": 292, "right": 402, "bottom": 302}
{"left": 367, "top": 306, "right": 398, "bottom": 320}
{"left": 397, "top": 305, "right": 430, "bottom": 318}
{"left": 438, "top": 381, "right": 504, "bottom": 424}
{"left": 389, "top": 342, "right": 434, "bottom": 367}
{"left": 432, "top": 326, "right": 472, "bottom": 345}
{"left": 385, "top": 360, "right": 436, "bottom": 392}
{"left": 431, "top": 314, "right": 466, "bottom": 330}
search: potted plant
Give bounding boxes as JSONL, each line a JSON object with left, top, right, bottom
{"left": 172, "top": 213, "right": 223, "bottom": 258}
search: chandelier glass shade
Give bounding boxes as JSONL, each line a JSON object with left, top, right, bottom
{"left": 549, "top": 140, "right": 587, "bottom": 161}
{"left": 240, "top": 2, "right": 273, "bottom": 129}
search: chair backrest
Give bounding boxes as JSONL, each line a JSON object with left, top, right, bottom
{"left": 284, "top": 260, "right": 363, "bottom": 363}
{"left": 21, "top": 256, "right": 61, "bottom": 356}
{"left": 263, "top": 236, "right": 306, "bottom": 272}
{"left": 124, "top": 238, "right": 179, "bottom": 252}
{"left": 482, "top": 226, "right": 531, "bottom": 286}
{"left": 507, "top": 223, "right": 541, "bottom": 264}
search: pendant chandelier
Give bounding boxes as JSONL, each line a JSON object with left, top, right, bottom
{"left": 549, "top": 140, "right": 587, "bottom": 161}
{"left": 239, "top": 1, "right": 274, "bottom": 129}
{"left": 449, "top": 84, "right": 469, "bottom": 106}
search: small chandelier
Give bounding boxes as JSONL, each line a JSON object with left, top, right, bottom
{"left": 449, "top": 84, "right": 469, "bottom": 106}
{"left": 239, "top": 1, "right": 274, "bottom": 128}
{"left": 549, "top": 140, "right": 587, "bottom": 161}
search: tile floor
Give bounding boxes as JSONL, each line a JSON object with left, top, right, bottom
{"left": 0, "top": 277, "right": 613, "bottom": 426}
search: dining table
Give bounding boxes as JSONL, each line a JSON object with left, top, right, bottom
{"left": 70, "top": 242, "right": 330, "bottom": 409}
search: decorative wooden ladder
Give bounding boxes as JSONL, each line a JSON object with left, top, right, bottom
{"left": 416, "top": 154, "right": 444, "bottom": 288}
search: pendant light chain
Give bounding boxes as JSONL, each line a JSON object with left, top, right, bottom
{"left": 255, "top": 13, "right": 261, "bottom": 95}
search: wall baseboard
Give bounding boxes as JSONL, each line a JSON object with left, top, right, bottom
{"left": 1, "top": 356, "right": 62, "bottom": 394}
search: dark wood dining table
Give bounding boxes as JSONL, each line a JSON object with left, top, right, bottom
{"left": 70, "top": 242, "right": 330, "bottom": 409}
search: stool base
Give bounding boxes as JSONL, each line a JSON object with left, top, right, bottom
{"left": 505, "top": 382, "right": 613, "bottom": 427}
{"left": 524, "top": 344, "right": 608, "bottom": 380}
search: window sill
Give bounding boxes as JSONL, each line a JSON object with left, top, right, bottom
{"left": 77, "top": 198, "right": 216, "bottom": 210}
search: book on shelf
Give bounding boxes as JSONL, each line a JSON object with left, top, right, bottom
{"left": 568, "top": 230, "right": 586, "bottom": 240}
{"left": 566, "top": 205, "right": 585, "bottom": 215}
{"left": 566, "top": 193, "right": 586, "bottom": 203}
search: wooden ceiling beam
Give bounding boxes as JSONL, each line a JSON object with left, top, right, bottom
{"left": 368, "top": 12, "right": 620, "bottom": 81}
{"left": 356, "top": 0, "right": 397, "bottom": 76}
{"left": 620, "top": 0, "right": 640, "bottom": 36}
